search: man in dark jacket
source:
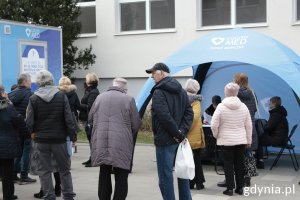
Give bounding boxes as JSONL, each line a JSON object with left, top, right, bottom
{"left": 26, "top": 70, "right": 76, "bottom": 200}
{"left": 256, "top": 96, "right": 289, "bottom": 169}
{"left": 8, "top": 73, "right": 36, "bottom": 184}
{"left": 146, "top": 63, "right": 194, "bottom": 200}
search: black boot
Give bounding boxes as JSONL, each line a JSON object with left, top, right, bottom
{"left": 245, "top": 177, "right": 251, "bottom": 187}
{"left": 33, "top": 190, "right": 44, "bottom": 199}
{"left": 223, "top": 189, "right": 233, "bottom": 196}
{"left": 235, "top": 188, "right": 243, "bottom": 195}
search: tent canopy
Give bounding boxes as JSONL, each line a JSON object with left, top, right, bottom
{"left": 136, "top": 28, "right": 300, "bottom": 152}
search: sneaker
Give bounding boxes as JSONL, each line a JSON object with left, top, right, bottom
{"left": 19, "top": 177, "right": 37, "bottom": 185}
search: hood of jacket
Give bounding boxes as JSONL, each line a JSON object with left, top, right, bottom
{"left": 188, "top": 94, "right": 202, "bottom": 104}
{"left": 0, "top": 96, "right": 9, "bottom": 110}
{"left": 58, "top": 84, "right": 77, "bottom": 93}
{"left": 151, "top": 77, "right": 182, "bottom": 94}
{"left": 8, "top": 86, "right": 31, "bottom": 104}
{"left": 222, "top": 96, "right": 242, "bottom": 110}
{"left": 34, "top": 86, "right": 60, "bottom": 102}
{"left": 269, "top": 105, "right": 288, "bottom": 117}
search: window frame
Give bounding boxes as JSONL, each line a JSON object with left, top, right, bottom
{"left": 77, "top": 1, "right": 97, "bottom": 37}
{"left": 293, "top": 0, "right": 300, "bottom": 25}
{"left": 196, "top": 0, "right": 268, "bottom": 31}
{"left": 115, "top": 0, "right": 176, "bottom": 35}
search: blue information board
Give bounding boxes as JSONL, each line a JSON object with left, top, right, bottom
{"left": 0, "top": 20, "right": 62, "bottom": 91}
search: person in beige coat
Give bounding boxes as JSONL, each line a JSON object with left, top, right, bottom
{"left": 211, "top": 82, "right": 252, "bottom": 196}
{"left": 88, "top": 78, "right": 141, "bottom": 200}
{"left": 184, "top": 79, "right": 206, "bottom": 190}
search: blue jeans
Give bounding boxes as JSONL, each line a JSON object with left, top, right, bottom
{"left": 156, "top": 144, "right": 192, "bottom": 200}
{"left": 14, "top": 138, "right": 31, "bottom": 178}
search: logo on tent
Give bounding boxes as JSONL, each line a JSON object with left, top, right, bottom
{"left": 212, "top": 37, "right": 225, "bottom": 46}
{"left": 211, "top": 36, "right": 248, "bottom": 50}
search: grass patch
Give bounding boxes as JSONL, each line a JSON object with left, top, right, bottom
{"left": 77, "top": 129, "right": 154, "bottom": 144}
{"left": 137, "top": 131, "right": 154, "bottom": 144}
{"left": 77, "top": 129, "right": 88, "bottom": 142}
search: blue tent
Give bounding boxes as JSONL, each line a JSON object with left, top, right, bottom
{"left": 136, "top": 28, "right": 300, "bottom": 152}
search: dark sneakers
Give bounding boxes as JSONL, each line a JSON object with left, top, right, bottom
{"left": 34, "top": 187, "right": 61, "bottom": 199}
{"left": 19, "top": 176, "right": 37, "bottom": 185}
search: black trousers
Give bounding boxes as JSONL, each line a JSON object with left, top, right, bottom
{"left": 190, "top": 148, "right": 205, "bottom": 186}
{"left": 222, "top": 145, "right": 245, "bottom": 190}
{"left": 98, "top": 165, "right": 129, "bottom": 200}
{"left": 257, "top": 133, "right": 283, "bottom": 160}
{"left": 0, "top": 159, "right": 15, "bottom": 199}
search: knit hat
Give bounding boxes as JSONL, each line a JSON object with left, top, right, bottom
{"left": 224, "top": 82, "right": 240, "bottom": 97}
{"left": 185, "top": 78, "right": 200, "bottom": 94}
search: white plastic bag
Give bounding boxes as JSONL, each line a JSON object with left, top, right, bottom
{"left": 174, "top": 140, "right": 195, "bottom": 179}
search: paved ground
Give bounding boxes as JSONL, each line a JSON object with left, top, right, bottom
{"left": 3, "top": 143, "right": 300, "bottom": 200}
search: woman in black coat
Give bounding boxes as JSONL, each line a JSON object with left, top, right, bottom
{"left": 79, "top": 73, "right": 100, "bottom": 167}
{"left": 0, "top": 87, "right": 22, "bottom": 200}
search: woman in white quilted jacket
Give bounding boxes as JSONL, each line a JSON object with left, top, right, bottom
{"left": 211, "top": 83, "right": 252, "bottom": 196}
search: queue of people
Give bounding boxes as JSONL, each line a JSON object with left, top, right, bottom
{"left": 0, "top": 63, "right": 292, "bottom": 199}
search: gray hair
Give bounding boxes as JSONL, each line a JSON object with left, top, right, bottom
{"left": 113, "top": 78, "right": 128, "bottom": 91}
{"left": 185, "top": 78, "right": 200, "bottom": 94}
{"left": 18, "top": 73, "right": 31, "bottom": 85}
{"left": 36, "top": 70, "right": 54, "bottom": 87}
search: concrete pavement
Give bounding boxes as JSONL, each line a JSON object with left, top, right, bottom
{"left": 5, "top": 143, "right": 300, "bottom": 200}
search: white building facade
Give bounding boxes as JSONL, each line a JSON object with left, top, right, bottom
{"left": 74, "top": 0, "right": 300, "bottom": 98}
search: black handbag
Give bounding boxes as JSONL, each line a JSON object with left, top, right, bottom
{"left": 244, "top": 150, "right": 258, "bottom": 177}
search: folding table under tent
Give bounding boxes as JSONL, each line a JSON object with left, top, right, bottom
{"left": 136, "top": 28, "right": 300, "bottom": 153}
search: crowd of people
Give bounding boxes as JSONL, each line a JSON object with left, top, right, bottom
{"left": 0, "top": 62, "right": 292, "bottom": 200}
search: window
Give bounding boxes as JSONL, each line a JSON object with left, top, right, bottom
{"left": 150, "top": 0, "right": 175, "bottom": 29}
{"left": 202, "top": 0, "right": 231, "bottom": 26}
{"left": 117, "top": 0, "right": 175, "bottom": 33}
{"left": 77, "top": 1, "right": 96, "bottom": 36}
{"left": 297, "top": 0, "right": 300, "bottom": 21}
{"left": 236, "top": 0, "right": 266, "bottom": 24}
{"left": 199, "top": 0, "right": 266, "bottom": 28}
{"left": 120, "top": 2, "right": 146, "bottom": 31}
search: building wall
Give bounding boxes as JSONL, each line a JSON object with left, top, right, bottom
{"left": 74, "top": 0, "right": 300, "bottom": 98}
